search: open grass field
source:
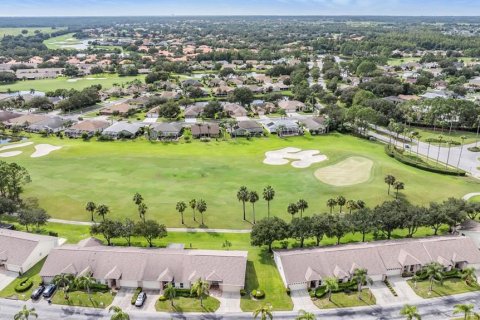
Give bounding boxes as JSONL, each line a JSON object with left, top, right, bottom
{"left": 0, "top": 27, "right": 64, "bottom": 37}
{"left": 43, "top": 33, "right": 81, "bottom": 49}
{"left": 0, "top": 74, "right": 145, "bottom": 93}
{"left": 387, "top": 57, "right": 421, "bottom": 66}
{"left": 407, "top": 278, "right": 480, "bottom": 299}
{"left": 2, "top": 133, "right": 479, "bottom": 229}
{"left": 411, "top": 127, "right": 480, "bottom": 145}
{"left": 51, "top": 290, "right": 115, "bottom": 309}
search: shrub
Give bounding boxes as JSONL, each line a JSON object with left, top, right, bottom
{"left": 286, "top": 288, "right": 291, "bottom": 296}
{"left": 15, "top": 278, "right": 33, "bottom": 293}
{"left": 48, "top": 231, "right": 58, "bottom": 237}
{"left": 240, "top": 289, "right": 246, "bottom": 296}
{"left": 131, "top": 287, "right": 142, "bottom": 305}
{"left": 158, "top": 294, "right": 167, "bottom": 301}
{"left": 251, "top": 289, "right": 265, "bottom": 299}
{"left": 468, "top": 146, "right": 480, "bottom": 152}
{"left": 176, "top": 288, "right": 194, "bottom": 297}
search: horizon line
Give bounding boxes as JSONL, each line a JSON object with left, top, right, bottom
{"left": 1, "top": 14, "right": 480, "bottom": 18}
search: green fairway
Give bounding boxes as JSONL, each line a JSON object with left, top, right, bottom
{"left": 44, "top": 33, "right": 81, "bottom": 49}
{"left": 0, "top": 27, "right": 64, "bottom": 37}
{"left": 3, "top": 133, "right": 479, "bottom": 229}
{"left": 0, "top": 74, "right": 145, "bottom": 93}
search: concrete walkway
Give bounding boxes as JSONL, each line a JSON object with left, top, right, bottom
{"left": 216, "top": 292, "right": 242, "bottom": 313}
{"left": 290, "top": 289, "right": 317, "bottom": 312}
{"left": 48, "top": 218, "right": 251, "bottom": 233}
{"left": 463, "top": 193, "right": 480, "bottom": 201}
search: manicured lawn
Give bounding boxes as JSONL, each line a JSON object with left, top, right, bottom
{"left": 407, "top": 278, "right": 480, "bottom": 299}
{"left": 155, "top": 296, "right": 220, "bottom": 312}
{"left": 3, "top": 133, "right": 479, "bottom": 229}
{"left": 0, "top": 74, "right": 145, "bottom": 93}
{"left": 387, "top": 57, "right": 421, "bottom": 66}
{"left": 51, "top": 290, "right": 115, "bottom": 309}
{"left": 0, "top": 27, "right": 64, "bottom": 37}
{"left": 411, "top": 127, "right": 480, "bottom": 145}
{"left": 313, "top": 289, "right": 376, "bottom": 309}
{"left": 43, "top": 33, "right": 81, "bottom": 49}
{"left": 469, "top": 195, "right": 480, "bottom": 203}
{"left": 0, "top": 258, "right": 46, "bottom": 300}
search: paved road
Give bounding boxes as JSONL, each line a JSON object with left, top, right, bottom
{"left": 2, "top": 291, "right": 480, "bottom": 319}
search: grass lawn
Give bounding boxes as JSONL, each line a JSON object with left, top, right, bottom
{"left": 387, "top": 57, "right": 421, "bottom": 66}
{"left": 43, "top": 33, "right": 81, "bottom": 49}
{"left": 313, "top": 289, "right": 376, "bottom": 309}
{"left": 0, "top": 258, "right": 46, "bottom": 300}
{"left": 0, "top": 74, "right": 145, "bottom": 93}
{"left": 156, "top": 296, "right": 220, "bottom": 312}
{"left": 51, "top": 290, "right": 115, "bottom": 309}
{"left": 469, "top": 195, "right": 480, "bottom": 203}
{"left": 0, "top": 27, "right": 64, "bottom": 37}
{"left": 3, "top": 133, "right": 478, "bottom": 229}
{"left": 411, "top": 127, "right": 480, "bottom": 145}
{"left": 407, "top": 278, "right": 480, "bottom": 299}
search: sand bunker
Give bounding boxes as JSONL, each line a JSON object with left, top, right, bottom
{"left": 0, "top": 151, "right": 22, "bottom": 158}
{"left": 31, "top": 144, "right": 62, "bottom": 158}
{"left": 0, "top": 142, "right": 33, "bottom": 151}
{"left": 314, "top": 156, "right": 374, "bottom": 187}
{"left": 263, "top": 147, "right": 328, "bottom": 168}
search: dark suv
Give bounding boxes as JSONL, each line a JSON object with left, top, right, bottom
{"left": 30, "top": 285, "right": 45, "bottom": 300}
{"left": 42, "top": 284, "right": 56, "bottom": 298}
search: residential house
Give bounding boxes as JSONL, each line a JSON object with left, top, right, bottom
{"left": 231, "top": 120, "right": 264, "bottom": 137}
{"left": 184, "top": 103, "right": 207, "bottom": 119}
{"left": 100, "top": 103, "right": 137, "bottom": 116}
{"left": 278, "top": 100, "right": 306, "bottom": 113}
{"left": 274, "top": 236, "right": 480, "bottom": 290}
{"left": 0, "top": 111, "right": 20, "bottom": 122}
{"left": 300, "top": 117, "right": 328, "bottom": 135}
{"left": 150, "top": 122, "right": 183, "bottom": 140}
{"left": 0, "top": 229, "right": 63, "bottom": 274}
{"left": 15, "top": 68, "right": 64, "bottom": 80}
{"left": 102, "top": 122, "right": 144, "bottom": 139}
{"left": 4, "top": 114, "right": 49, "bottom": 128}
{"left": 40, "top": 238, "right": 247, "bottom": 293}
{"left": 64, "top": 120, "right": 110, "bottom": 138}
{"left": 191, "top": 123, "right": 220, "bottom": 138}
{"left": 262, "top": 119, "right": 302, "bottom": 136}
{"left": 214, "top": 85, "right": 234, "bottom": 97}
{"left": 26, "top": 116, "right": 66, "bottom": 133}
{"left": 222, "top": 103, "right": 248, "bottom": 117}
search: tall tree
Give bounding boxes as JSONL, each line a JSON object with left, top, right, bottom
{"left": 138, "top": 202, "right": 148, "bottom": 223}
{"left": 14, "top": 305, "right": 38, "bottom": 320}
{"left": 400, "top": 304, "right": 421, "bottom": 320}
{"left": 237, "top": 186, "right": 249, "bottom": 221}
{"left": 296, "top": 309, "right": 316, "bottom": 320}
{"left": 394, "top": 181, "right": 405, "bottom": 199}
{"left": 53, "top": 273, "right": 74, "bottom": 300}
{"left": 324, "top": 277, "right": 339, "bottom": 302}
{"left": 176, "top": 201, "right": 187, "bottom": 225}
{"left": 135, "top": 220, "right": 167, "bottom": 247}
{"left": 325, "top": 214, "right": 350, "bottom": 244}
{"left": 453, "top": 304, "right": 474, "bottom": 320}
{"left": 90, "top": 219, "right": 122, "bottom": 246}
{"left": 120, "top": 218, "right": 136, "bottom": 246}
{"left": 311, "top": 214, "right": 327, "bottom": 246}
{"left": 326, "top": 198, "right": 337, "bottom": 214}
{"left": 353, "top": 268, "right": 372, "bottom": 299}
{"left": 384, "top": 175, "right": 396, "bottom": 195}
{"left": 109, "top": 306, "right": 130, "bottom": 320}
{"left": 249, "top": 191, "right": 259, "bottom": 224}
{"left": 189, "top": 199, "right": 197, "bottom": 222}
{"left": 75, "top": 275, "right": 97, "bottom": 302}
{"left": 263, "top": 186, "right": 275, "bottom": 218}
{"left": 290, "top": 217, "right": 312, "bottom": 248}
{"left": 85, "top": 201, "right": 96, "bottom": 222}
{"left": 132, "top": 192, "right": 143, "bottom": 206}
{"left": 190, "top": 278, "right": 210, "bottom": 307}
{"left": 196, "top": 199, "right": 207, "bottom": 226}
{"left": 251, "top": 217, "right": 289, "bottom": 252}
{"left": 287, "top": 203, "right": 299, "bottom": 220}
{"left": 96, "top": 204, "right": 110, "bottom": 221}
{"left": 424, "top": 262, "right": 443, "bottom": 293}
{"left": 253, "top": 303, "right": 273, "bottom": 320}
{"left": 163, "top": 283, "right": 177, "bottom": 307}
{"left": 297, "top": 199, "right": 308, "bottom": 218}
{"left": 336, "top": 195, "right": 346, "bottom": 213}
{"left": 348, "top": 208, "right": 374, "bottom": 242}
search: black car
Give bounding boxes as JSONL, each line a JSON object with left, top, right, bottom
{"left": 42, "top": 284, "right": 56, "bottom": 298}
{"left": 30, "top": 285, "right": 45, "bottom": 300}
{"left": 135, "top": 292, "right": 147, "bottom": 307}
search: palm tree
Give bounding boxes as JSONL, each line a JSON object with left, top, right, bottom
{"left": 445, "top": 140, "right": 452, "bottom": 169}
{"left": 14, "top": 305, "right": 38, "bottom": 320}
{"left": 326, "top": 198, "right": 337, "bottom": 214}
{"left": 132, "top": 192, "right": 143, "bottom": 206}
{"left": 237, "top": 186, "right": 249, "bottom": 221}
{"left": 394, "top": 181, "right": 405, "bottom": 199}
{"left": 76, "top": 275, "right": 97, "bottom": 301}
{"left": 400, "top": 304, "right": 421, "bottom": 320}
{"left": 138, "top": 202, "right": 147, "bottom": 223}
{"left": 53, "top": 273, "right": 74, "bottom": 300}
{"left": 163, "top": 283, "right": 177, "bottom": 307}
{"left": 85, "top": 201, "right": 96, "bottom": 222}
{"left": 190, "top": 278, "right": 210, "bottom": 307}
{"left": 346, "top": 200, "right": 358, "bottom": 214}
{"left": 249, "top": 191, "right": 259, "bottom": 224}
{"left": 196, "top": 199, "right": 207, "bottom": 226}
{"left": 356, "top": 200, "right": 366, "bottom": 209}
{"left": 424, "top": 262, "right": 443, "bottom": 293}
{"left": 353, "top": 268, "right": 372, "bottom": 299}
{"left": 461, "top": 267, "right": 477, "bottom": 286}
{"left": 189, "top": 199, "right": 197, "bottom": 222}
{"left": 324, "top": 277, "right": 339, "bottom": 302}
{"left": 336, "top": 195, "right": 346, "bottom": 213}
{"left": 287, "top": 203, "right": 299, "bottom": 220}
{"left": 296, "top": 309, "right": 316, "bottom": 320}
{"left": 453, "top": 304, "right": 474, "bottom": 320}
{"left": 297, "top": 199, "right": 308, "bottom": 218}
{"left": 253, "top": 303, "right": 273, "bottom": 320}
{"left": 263, "top": 186, "right": 275, "bottom": 218}
{"left": 96, "top": 204, "right": 110, "bottom": 221}
{"left": 457, "top": 135, "right": 467, "bottom": 170}
{"left": 384, "top": 175, "right": 396, "bottom": 195}
{"left": 176, "top": 201, "right": 187, "bottom": 225}
{"left": 109, "top": 306, "right": 130, "bottom": 320}
{"left": 436, "top": 135, "right": 444, "bottom": 165}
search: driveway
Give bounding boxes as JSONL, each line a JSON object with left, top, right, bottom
{"left": 0, "top": 270, "right": 17, "bottom": 291}
{"left": 235, "top": 116, "right": 250, "bottom": 121}
{"left": 216, "top": 291, "right": 241, "bottom": 313}
{"left": 370, "top": 278, "right": 421, "bottom": 306}
{"left": 143, "top": 117, "right": 158, "bottom": 123}
{"left": 290, "top": 289, "right": 317, "bottom": 312}
{"left": 111, "top": 288, "right": 160, "bottom": 312}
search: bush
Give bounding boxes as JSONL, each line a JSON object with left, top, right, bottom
{"left": 131, "top": 287, "right": 142, "bottom": 305}
{"left": 158, "top": 294, "right": 167, "bottom": 301}
{"left": 468, "top": 146, "right": 480, "bottom": 152}
{"left": 48, "top": 231, "right": 58, "bottom": 237}
{"left": 15, "top": 278, "right": 33, "bottom": 293}
{"left": 385, "top": 145, "right": 466, "bottom": 176}
{"left": 240, "top": 289, "right": 246, "bottom": 296}
{"left": 286, "top": 288, "right": 291, "bottom": 296}
{"left": 251, "top": 289, "right": 265, "bottom": 299}
{"left": 176, "top": 288, "right": 194, "bottom": 297}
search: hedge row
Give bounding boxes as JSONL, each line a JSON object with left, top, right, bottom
{"left": 15, "top": 278, "right": 33, "bottom": 293}
{"left": 131, "top": 287, "right": 142, "bottom": 305}
{"left": 314, "top": 280, "right": 358, "bottom": 298}
{"left": 415, "top": 268, "right": 462, "bottom": 281}
{"left": 385, "top": 146, "right": 466, "bottom": 176}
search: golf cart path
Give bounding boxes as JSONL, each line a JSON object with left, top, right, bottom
{"left": 48, "top": 218, "right": 251, "bottom": 233}
{"left": 463, "top": 193, "right": 480, "bottom": 201}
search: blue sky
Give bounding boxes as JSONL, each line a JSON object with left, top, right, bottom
{"left": 2, "top": 0, "right": 480, "bottom": 16}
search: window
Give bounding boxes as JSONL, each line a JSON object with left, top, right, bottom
{"left": 180, "top": 283, "right": 184, "bottom": 288}
{"left": 172, "top": 282, "right": 175, "bottom": 287}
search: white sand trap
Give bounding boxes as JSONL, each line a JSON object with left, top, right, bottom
{"left": 315, "top": 156, "right": 374, "bottom": 186}
{"left": 264, "top": 147, "right": 328, "bottom": 168}
{"left": 0, "top": 151, "right": 22, "bottom": 158}
{"left": 86, "top": 77, "right": 107, "bottom": 80}
{"left": 0, "top": 141, "right": 33, "bottom": 151}
{"left": 67, "top": 79, "right": 79, "bottom": 82}
{"left": 31, "top": 144, "right": 62, "bottom": 158}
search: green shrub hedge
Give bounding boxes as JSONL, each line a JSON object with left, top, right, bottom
{"left": 415, "top": 268, "right": 462, "bottom": 281}
{"left": 158, "top": 294, "right": 167, "bottom": 301}
{"left": 385, "top": 146, "right": 466, "bottom": 176}
{"left": 251, "top": 289, "right": 265, "bottom": 299}
{"left": 314, "top": 280, "right": 358, "bottom": 298}
{"left": 15, "top": 278, "right": 33, "bottom": 293}
{"left": 131, "top": 287, "right": 142, "bottom": 305}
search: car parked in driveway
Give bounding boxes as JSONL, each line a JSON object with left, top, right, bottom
{"left": 42, "top": 284, "right": 56, "bottom": 298}
{"left": 31, "top": 285, "right": 45, "bottom": 300}
{"left": 135, "top": 292, "right": 147, "bottom": 307}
